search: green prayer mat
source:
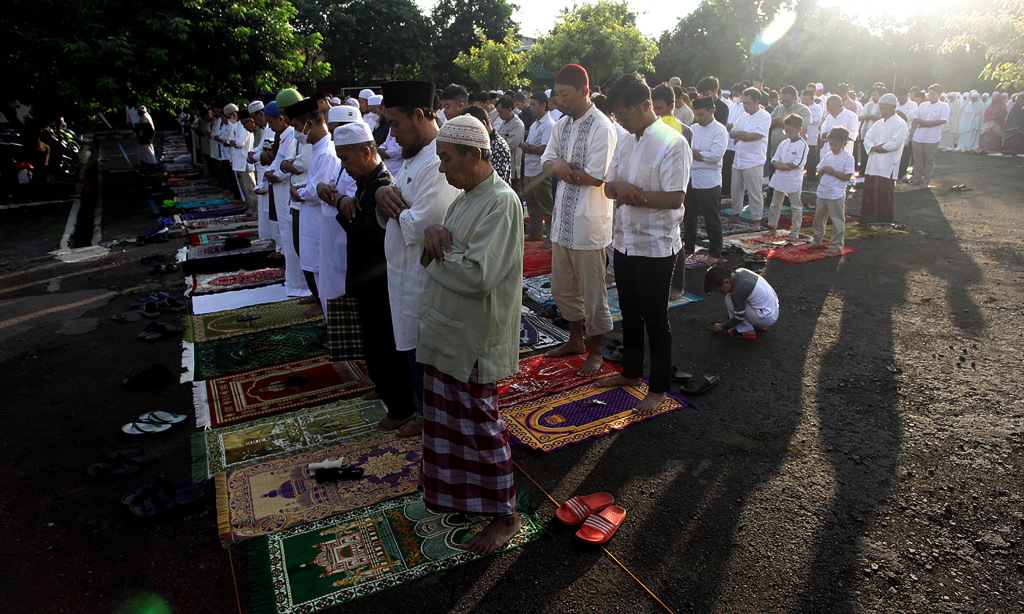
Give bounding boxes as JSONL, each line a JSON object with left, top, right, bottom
{"left": 246, "top": 494, "right": 543, "bottom": 614}
{"left": 188, "top": 321, "right": 328, "bottom": 381}
{"left": 191, "top": 398, "right": 387, "bottom": 481}
{"left": 800, "top": 224, "right": 907, "bottom": 242}
{"left": 183, "top": 298, "right": 322, "bottom": 343}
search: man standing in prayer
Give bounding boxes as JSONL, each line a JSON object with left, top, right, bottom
{"left": 802, "top": 89, "right": 823, "bottom": 179}
{"left": 438, "top": 84, "right": 469, "bottom": 125}
{"left": 599, "top": 73, "right": 692, "bottom": 415}
{"left": 418, "top": 115, "right": 524, "bottom": 554}
{"left": 860, "top": 93, "right": 908, "bottom": 232}
{"left": 766, "top": 85, "right": 810, "bottom": 203}
{"left": 896, "top": 90, "right": 918, "bottom": 181}
{"left": 696, "top": 76, "right": 731, "bottom": 127}
{"left": 911, "top": 84, "right": 949, "bottom": 186}
{"left": 857, "top": 86, "right": 884, "bottom": 173}
{"left": 264, "top": 97, "right": 308, "bottom": 296}
{"left": 459, "top": 106, "right": 512, "bottom": 184}
{"left": 279, "top": 94, "right": 320, "bottom": 310}
{"left": 376, "top": 81, "right": 463, "bottom": 421}
{"left": 227, "top": 105, "right": 258, "bottom": 215}
{"left": 247, "top": 101, "right": 274, "bottom": 242}
{"left": 494, "top": 96, "right": 525, "bottom": 194}
{"left": 819, "top": 95, "right": 859, "bottom": 157}
{"left": 520, "top": 91, "right": 555, "bottom": 243}
{"left": 726, "top": 87, "right": 772, "bottom": 228}
{"left": 540, "top": 64, "right": 617, "bottom": 376}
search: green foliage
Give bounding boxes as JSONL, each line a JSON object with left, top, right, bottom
{"left": 943, "top": 0, "right": 1024, "bottom": 88}
{"left": 530, "top": 1, "right": 658, "bottom": 88}
{"left": 323, "top": 0, "right": 434, "bottom": 82}
{"left": 654, "top": 0, "right": 753, "bottom": 85}
{"left": 432, "top": 0, "right": 519, "bottom": 83}
{"left": 454, "top": 29, "right": 531, "bottom": 90}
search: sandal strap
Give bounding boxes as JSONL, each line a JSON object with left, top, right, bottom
{"left": 582, "top": 513, "right": 616, "bottom": 534}
{"left": 564, "top": 496, "right": 591, "bottom": 522}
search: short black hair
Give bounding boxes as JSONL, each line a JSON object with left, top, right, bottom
{"left": 440, "top": 84, "right": 469, "bottom": 103}
{"left": 704, "top": 265, "right": 732, "bottom": 293}
{"left": 591, "top": 93, "right": 611, "bottom": 116}
{"left": 496, "top": 95, "right": 515, "bottom": 110}
{"left": 783, "top": 113, "right": 803, "bottom": 128}
{"left": 521, "top": 85, "right": 533, "bottom": 93}
{"left": 801, "top": 89, "right": 815, "bottom": 98}
{"left": 672, "top": 85, "right": 683, "bottom": 98}
{"left": 513, "top": 92, "right": 527, "bottom": 103}
{"left": 742, "top": 87, "right": 762, "bottom": 103}
{"left": 459, "top": 105, "right": 492, "bottom": 131}
{"left": 391, "top": 106, "right": 437, "bottom": 121}
{"left": 697, "top": 76, "right": 719, "bottom": 94}
{"left": 530, "top": 91, "right": 548, "bottom": 105}
{"left": 295, "top": 109, "right": 324, "bottom": 124}
{"left": 781, "top": 85, "right": 797, "bottom": 97}
{"left": 606, "top": 73, "right": 651, "bottom": 112}
{"left": 928, "top": 83, "right": 942, "bottom": 94}
{"left": 651, "top": 83, "right": 675, "bottom": 106}
{"left": 591, "top": 85, "right": 601, "bottom": 94}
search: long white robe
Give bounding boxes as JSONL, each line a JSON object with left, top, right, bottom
{"left": 296, "top": 136, "right": 339, "bottom": 274}
{"left": 267, "top": 127, "right": 309, "bottom": 296}
{"left": 864, "top": 115, "right": 909, "bottom": 180}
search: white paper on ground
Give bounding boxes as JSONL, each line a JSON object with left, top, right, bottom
{"left": 190, "top": 283, "right": 290, "bottom": 315}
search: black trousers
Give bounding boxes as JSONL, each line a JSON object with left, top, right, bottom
{"left": 806, "top": 144, "right": 820, "bottom": 182}
{"left": 221, "top": 159, "right": 240, "bottom": 197}
{"left": 721, "top": 150, "right": 735, "bottom": 197}
{"left": 678, "top": 185, "right": 723, "bottom": 286}
{"left": 353, "top": 277, "right": 416, "bottom": 420}
{"left": 898, "top": 145, "right": 912, "bottom": 179}
{"left": 613, "top": 249, "right": 675, "bottom": 394}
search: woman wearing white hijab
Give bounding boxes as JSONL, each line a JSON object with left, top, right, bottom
{"left": 940, "top": 93, "right": 959, "bottom": 149}
{"left": 955, "top": 91, "right": 985, "bottom": 152}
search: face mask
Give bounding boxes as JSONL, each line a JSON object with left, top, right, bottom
{"left": 294, "top": 122, "right": 310, "bottom": 145}
{"left": 733, "top": 97, "right": 741, "bottom": 104}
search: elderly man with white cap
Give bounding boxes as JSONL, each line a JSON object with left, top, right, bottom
{"left": 418, "top": 113, "right": 524, "bottom": 556}
{"left": 860, "top": 93, "right": 908, "bottom": 232}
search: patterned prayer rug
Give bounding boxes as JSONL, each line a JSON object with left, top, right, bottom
{"left": 523, "top": 240, "right": 553, "bottom": 278}
{"left": 179, "top": 208, "right": 249, "bottom": 221}
{"left": 894, "top": 182, "right": 927, "bottom": 193}
{"left": 497, "top": 354, "right": 619, "bottom": 408}
{"left": 190, "top": 229, "right": 261, "bottom": 245}
{"left": 183, "top": 298, "right": 322, "bottom": 343}
{"left": 684, "top": 252, "right": 717, "bottom": 269}
{"left": 522, "top": 273, "right": 554, "bottom": 306}
{"left": 191, "top": 398, "right": 387, "bottom": 481}
{"left": 188, "top": 267, "right": 286, "bottom": 296}
{"left": 723, "top": 231, "right": 804, "bottom": 254}
{"left": 245, "top": 494, "right": 543, "bottom": 614}
{"left": 502, "top": 380, "right": 696, "bottom": 452}
{"left": 606, "top": 287, "right": 703, "bottom": 323}
{"left": 176, "top": 198, "right": 234, "bottom": 209}
{"left": 798, "top": 225, "right": 907, "bottom": 242}
{"left": 193, "top": 356, "right": 372, "bottom": 428}
{"left": 179, "top": 216, "right": 251, "bottom": 230}
{"left": 760, "top": 243, "right": 855, "bottom": 264}
{"left": 215, "top": 431, "right": 422, "bottom": 545}
{"left": 185, "top": 321, "right": 328, "bottom": 381}
{"left": 186, "top": 239, "right": 275, "bottom": 261}
{"left": 519, "top": 312, "right": 570, "bottom": 355}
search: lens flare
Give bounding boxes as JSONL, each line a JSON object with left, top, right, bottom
{"left": 751, "top": 10, "right": 798, "bottom": 56}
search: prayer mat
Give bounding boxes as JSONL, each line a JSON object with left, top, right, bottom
{"left": 184, "top": 298, "right": 322, "bottom": 343}
{"left": 723, "top": 231, "right": 804, "bottom": 254}
{"left": 191, "top": 398, "right": 387, "bottom": 481}
{"left": 519, "top": 312, "right": 569, "bottom": 354}
{"left": 798, "top": 225, "right": 907, "bottom": 242}
{"left": 523, "top": 240, "right": 553, "bottom": 278}
{"left": 181, "top": 209, "right": 249, "bottom": 221}
{"left": 193, "top": 356, "right": 372, "bottom": 428}
{"left": 894, "top": 182, "right": 927, "bottom": 193}
{"left": 190, "top": 229, "right": 261, "bottom": 245}
{"left": 185, "top": 321, "right": 328, "bottom": 381}
{"left": 191, "top": 284, "right": 292, "bottom": 315}
{"left": 760, "top": 243, "right": 856, "bottom": 264}
{"left": 522, "top": 273, "right": 554, "bottom": 306}
{"left": 698, "top": 219, "right": 752, "bottom": 239}
{"left": 502, "top": 380, "right": 696, "bottom": 452}
{"left": 497, "top": 354, "right": 619, "bottom": 408}
{"left": 684, "top": 252, "right": 718, "bottom": 269}
{"left": 521, "top": 293, "right": 546, "bottom": 314}
{"left": 178, "top": 213, "right": 249, "bottom": 227}
{"left": 188, "top": 267, "right": 286, "bottom": 296}
{"left": 325, "top": 298, "right": 363, "bottom": 362}
{"left": 245, "top": 494, "right": 542, "bottom": 614}
{"left": 606, "top": 287, "right": 703, "bottom": 323}
{"left": 215, "top": 430, "right": 422, "bottom": 545}
{"left": 186, "top": 239, "right": 275, "bottom": 261}
{"left": 176, "top": 198, "right": 234, "bottom": 210}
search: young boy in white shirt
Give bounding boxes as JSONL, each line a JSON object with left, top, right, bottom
{"left": 765, "top": 114, "right": 808, "bottom": 241}
{"left": 812, "top": 127, "right": 856, "bottom": 254}
{"left": 705, "top": 265, "right": 780, "bottom": 340}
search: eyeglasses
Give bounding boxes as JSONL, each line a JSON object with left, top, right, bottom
{"left": 613, "top": 102, "right": 644, "bottom": 124}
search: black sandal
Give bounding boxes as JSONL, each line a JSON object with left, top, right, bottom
{"left": 680, "top": 373, "right": 720, "bottom": 395}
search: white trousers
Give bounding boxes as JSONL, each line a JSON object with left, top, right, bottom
{"left": 731, "top": 166, "right": 764, "bottom": 219}
{"left": 767, "top": 190, "right": 803, "bottom": 237}
{"left": 812, "top": 196, "right": 846, "bottom": 249}
{"left": 271, "top": 182, "right": 308, "bottom": 296}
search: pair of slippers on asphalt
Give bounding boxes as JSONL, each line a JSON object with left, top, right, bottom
{"left": 86, "top": 446, "right": 157, "bottom": 477}
{"left": 122, "top": 410, "right": 187, "bottom": 434}
{"left": 122, "top": 363, "right": 176, "bottom": 391}
{"left": 122, "top": 478, "right": 205, "bottom": 520}
{"left": 137, "top": 320, "right": 182, "bottom": 342}
{"left": 556, "top": 492, "right": 626, "bottom": 545}
{"left": 674, "top": 368, "right": 719, "bottom": 395}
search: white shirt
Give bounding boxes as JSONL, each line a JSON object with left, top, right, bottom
{"left": 380, "top": 129, "right": 405, "bottom": 177}
{"left": 806, "top": 103, "right": 822, "bottom": 146}
{"left": 318, "top": 165, "right": 357, "bottom": 301}
{"left": 819, "top": 108, "right": 859, "bottom": 155}
{"left": 673, "top": 104, "right": 694, "bottom": 126}
{"left": 228, "top": 122, "right": 254, "bottom": 172}
{"left": 689, "top": 120, "right": 729, "bottom": 189}
{"left": 607, "top": 119, "right": 692, "bottom": 258}
{"left": 860, "top": 100, "right": 881, "bottom": 137}
{"left": 548, "top": 108, "right": 563, "bottom": 123}
{"left": 524, "top": 113, "right": 553, "bottom": 177}
{"left": 816, "top": 148, "right": 855, "bottom": 200}
{"left": 863, "top": 115, "right": 909, "bottom": 179}
{"left": 768, "top": 138, "right": 808, "bottom": 194}
{"left": 267, "top": 126, "right": 294, "bottom": 181}
{"left": 295, "top": 135, "right": 340, "bottom": 271}
{"left": 897, "top": 100, "right": 918, "bottom": 143}
{"left": 377, "top": 138, "right": 462, "bottom": 351}
{"left": 495, "top": 114, "right": 525, "bottom": 178}
{"left": 725, "top": 101, "right": 745, "bottom": 151}
{"left": 912, "top": 101, "right": 949, "bottom": 144}
{"left": 216, "top": 121, "right": 234, "bottom": 161}
{"left": 731, "top": 108, "right": 771, "bottom": 170}
{"left": 209, "top": 117, "right": 223, "bottom": 160}
{"left": 540, "top": 103, "right": 618, "bottom": 250}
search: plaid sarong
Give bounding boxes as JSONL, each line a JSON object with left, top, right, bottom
{"left": 420, "top": 365, "right": 516, "bottom": 517}
{"left": 326, "top": 297, "right": 363, "bottom": 362}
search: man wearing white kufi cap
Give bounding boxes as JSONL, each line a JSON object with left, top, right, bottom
{"left": 860, "top": 92, "right": 908, "bottom": 232}
{"left": 246, "top": 100, "right": 276, "bottom": 240}
{"left": 327, "top": 104, "right": 361, "bottom": 130}
{"left": 357, "top": 88, "right": 374, "bottom": 114}
{"left": 364, "top": 95, "right": 383, "bottom": 132}
{"left": 418, "top": 113, "right": 524, "bottom": 556}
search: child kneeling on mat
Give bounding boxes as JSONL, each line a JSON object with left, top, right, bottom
{"left": 705, "top": 265, "right": 779, "bottom": 339}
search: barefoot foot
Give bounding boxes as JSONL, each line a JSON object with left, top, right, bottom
{"left": 634, "top": 392, "right": 667, "bottom": 416}
{"left": 297, "top": 296, "right": 318, "bottom": 305}
{"left": 395, "top": 418, "right": 423, "bottom": 438}
{"left": 302, "top": 305, "right": 324, "bottom": 318}
{"left": 544, "top": 341, "right": 586, "bottom": 358}
{"left": 578, "top": 352, "right": 604, "bottom": 376}
{"left": 464, "top": 513, "right": 522, "bottom": 555}
{"left": 596, "top": 373, "right": 642, "bottom": 388}
{"left": 669, "top": 286, "right": 686, "bottom": 301}
{"left": 378, "top": 414, "right": 416, "bottom": 431}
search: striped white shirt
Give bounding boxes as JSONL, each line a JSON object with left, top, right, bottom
{"left": 607, "top": 118, "right": 692, "bottom": 258}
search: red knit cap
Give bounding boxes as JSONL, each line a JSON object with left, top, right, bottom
{"left": 555, "top": 64, "right": 589, "bottom": 89}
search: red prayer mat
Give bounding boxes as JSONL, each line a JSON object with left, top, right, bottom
{"left": 194, "top": 356, "right": 372, "bottom": 428}
{"left": 523, "top": 240, "right": 553, "bottom": 278}
{"left": 760, "top": 243, "right": 855, "bottom": 264}
{"left": 497, "top": 354, "right": 619, "bottom": 408}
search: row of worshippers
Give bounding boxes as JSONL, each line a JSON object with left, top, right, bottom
{"left": 938, "top": 90, "right": 1024, "bottom": 156}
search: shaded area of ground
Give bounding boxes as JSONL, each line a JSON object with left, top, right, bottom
{"left": 0, "top": 149, "right": 1021, "bottom": 613}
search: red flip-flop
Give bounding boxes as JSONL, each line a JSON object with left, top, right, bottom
{"left": 555, "top": 492, "right": 615, "bottom": 525}
{"left": 727, "top": 329, "right": 757, "bottom": 339}
{"left": 575, "top": 505, "right": 626, "bottom": 544}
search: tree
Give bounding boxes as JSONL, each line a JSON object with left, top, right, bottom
{"left": 654, "top": 0, "right": 753, "bottom": 86}
{"left": 455, "top": 29, "right": 531, "bottom": 90}
{"left": 943, "top": 0, "right": 1024, "bottom": 88}
{"left": 530, "top": 1, "right": 658, "bottom": 89}
{"left": 431, "top": 0, "right": 519, "bottom": 83}
{"left": 324, "top": 0, "right": 434, "bottom": 82}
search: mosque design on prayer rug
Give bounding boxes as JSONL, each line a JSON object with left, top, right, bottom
{"left": 215, "top": 431, "right": 422, "bottom": 545}
{"left": 497, "top": 354, "right": 619, "bottom": 408}
{"left": 606, "top": 287, "right": 703, "bottom": 323}
{"left": 193, "top": 356, "right": 372, "bottom": 428}
{"left": 523, "top": 239, "right": 553, "bottom": 278}
{"left": 245, "top": 494, "right": 542, "bottom": 614}
{"left": 188, "top": 268, "right": 286, "bottom": 296}
{"left": 183, "top": 298, "right": 325, "bottom": 343}
{"left": 192, "top": 398, "right": 387, "bottom": 481}
{"left": 759, "top": 244, "right": 856, "bottom": 264}
{"left": 502, "top": 380, "right": 696, "bottom": 452}
{"left": 185, "top": 321, "right": 329, "bottom": 382}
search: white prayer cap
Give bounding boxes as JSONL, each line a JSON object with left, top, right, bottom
{"left": 815, "top": 83, "right": 824, "bottom": 90}
{"left": 878, "top": 93, "right": 898, "bottom": 106}
{"left": 722, "top": 89, "right": 731, "bottom": 96}
{"left": 345, "top": 97, "right": 358, "bottom": 107}
{"left": 436, "top": 115, "right": 490, "bottom": 151}
{"left": 222, "top": 103, "right": 238, "bottom": 115}
{"left": 247, "top": 101, "right": 265, "bottom": 113}
{"left": 359, "top": 89, "right": 374, "bottom": 99}
{"left": 330, "top": 97, "right": 342, "bottom": 105}
{"left": 368, "top": 95, "right": 383, "bottom": 106}
{"left": 328, "top": 105, "right": 362, "bottom": 123}
{"left": 545, "top": 89, "right": 552, "bottom": 97}
{"left": 497, "top": 90, "right": 504, "bottom": 95}
{"left": 333, "top": 121, "right": 374, "bottom": 146}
